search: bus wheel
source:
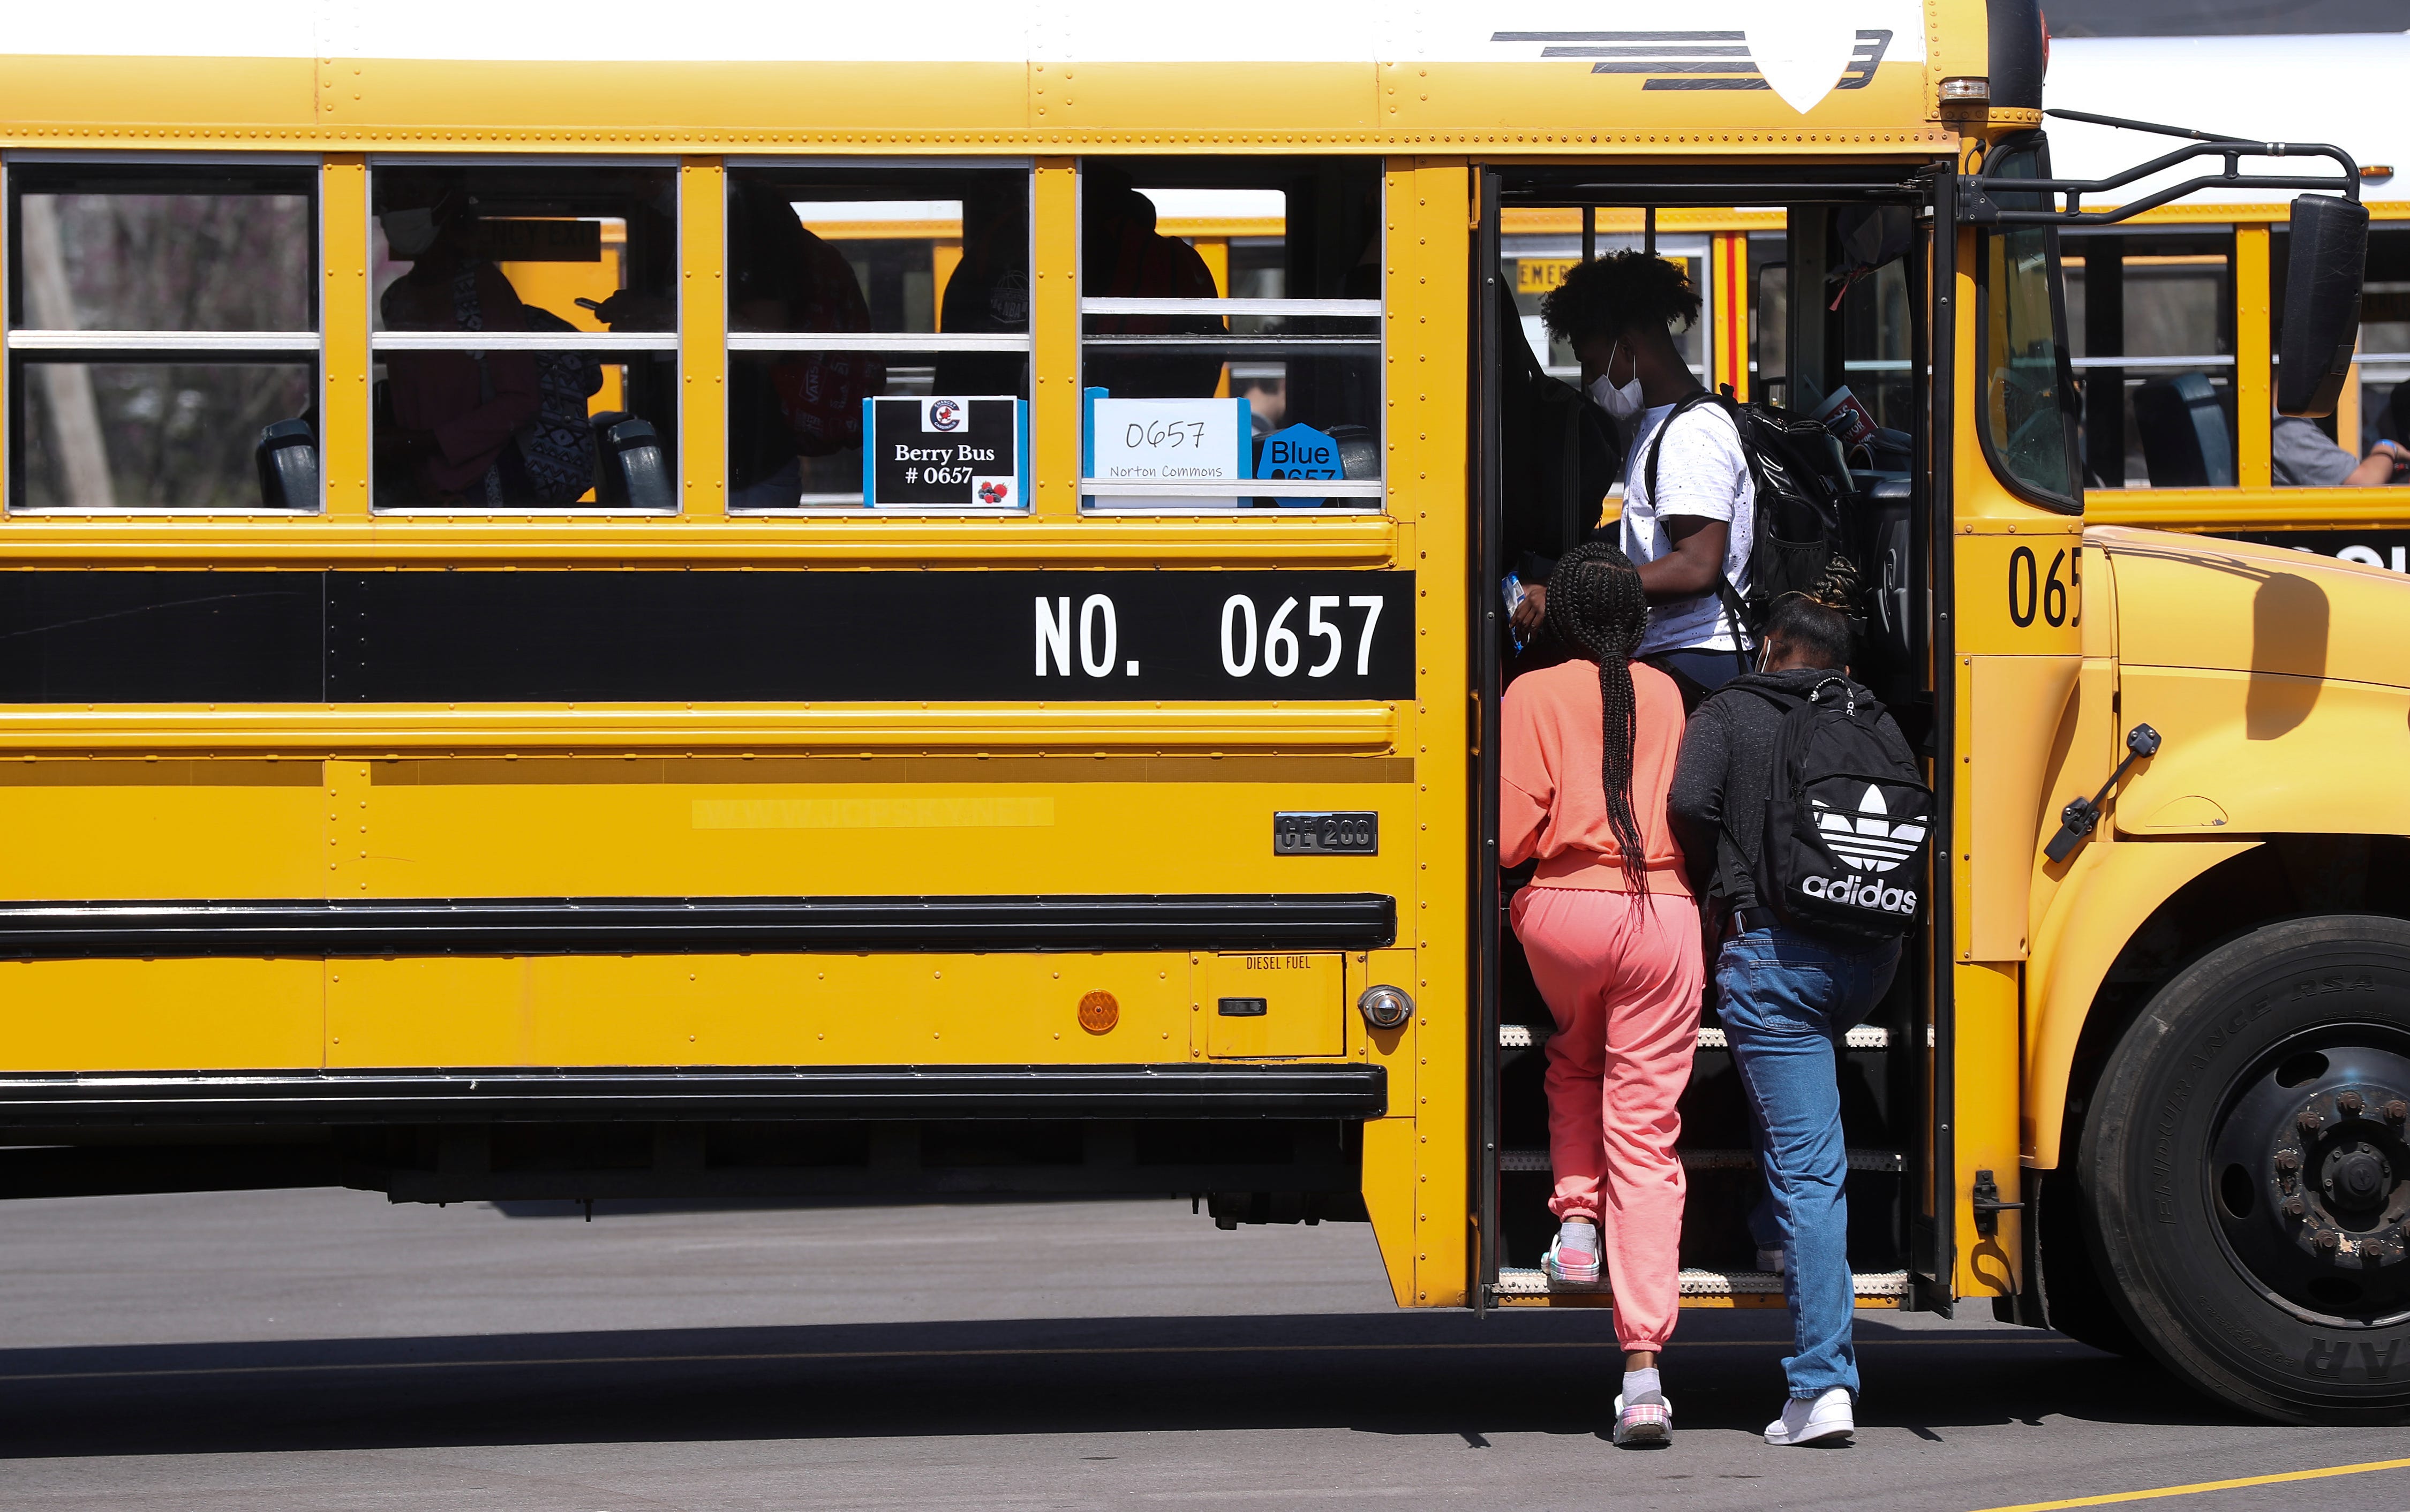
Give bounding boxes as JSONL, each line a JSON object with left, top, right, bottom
{"left": 2083, "top": 914, "right": 2410, "bottom": 1423}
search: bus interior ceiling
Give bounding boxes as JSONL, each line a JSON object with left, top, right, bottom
{"left": 1486, "top": 168, "right": 1939, "bottom": 1291}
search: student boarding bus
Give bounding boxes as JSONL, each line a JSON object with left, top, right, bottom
{"left": 0, "top": 0, "right": 2401, "bottom": 1425}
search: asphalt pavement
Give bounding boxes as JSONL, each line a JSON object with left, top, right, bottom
{"left": 0, "top": 1188, "right": 2398, "bottom": 1510}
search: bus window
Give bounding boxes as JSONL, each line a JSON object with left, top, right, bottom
{"left": 1500, "top": 214, "right": 1711, "bottom": 387}
{"left": 1751, "top": 208, "right": 1914, "bottom": 460}
{"left": 1747, "top": 231, "right": 1786, "bottom": 405}
{"left": 1079, "top": 157, "right": 1381, "bottom": 512}
{"left": 1976, "top": 141, "right": 2082, "bottom": 511}
{"left": 2062, "top": 228, "right": 2236, "bottom": 488}
{"left": 2331, "top": 225, "right": 2410, "bottom": 458}
{"left": 726, "top": 162, "right": 1030, "bottom": 511}
{"left": 6, "top": 162, "right": 316, "bottom": 511}
{"left": 370, "top": 162, "right": 676, "bottom": 511}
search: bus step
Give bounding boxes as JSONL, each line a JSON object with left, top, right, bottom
{"left": 1498, "top": 1147, "right": 1906, "bottom": 1174}
{"left": 1492, "top": 1266, "right": 1911, "bottom": 1306}
{"left": 1499, "top": 1023, "right": 1889, "bottom": 1051}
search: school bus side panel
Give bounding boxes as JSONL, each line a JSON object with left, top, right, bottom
{"left": 1354, "top": 156, "right": 1473, "bottom": 1308}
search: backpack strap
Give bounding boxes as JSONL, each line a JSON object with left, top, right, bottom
{"left": 1639, "top": 389, "right": 1727, "bottom": 506}
{"left": 1641, "top": 390, "right": 1753, "bottom": 664}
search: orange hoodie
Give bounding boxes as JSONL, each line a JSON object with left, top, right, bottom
{"left": 1499, "top": 657, "right": 1692, "bottom": 894}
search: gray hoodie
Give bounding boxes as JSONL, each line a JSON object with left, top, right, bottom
{"left": 1667, "top": 666, "right": 1917, "bottom": 912}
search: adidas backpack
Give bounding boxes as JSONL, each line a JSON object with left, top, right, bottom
{"left": 1641, "top": 390, "right": 1848, "bottom": 647}
{"left": 1734, "top": 674, "right": 1933, "bottom": 942}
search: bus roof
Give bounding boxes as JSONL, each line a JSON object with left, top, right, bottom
{"left": 0, "top": 0, "right": 1969, "bottom": 154}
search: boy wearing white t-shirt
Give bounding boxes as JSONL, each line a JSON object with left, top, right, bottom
{"left": 1528, "top": 252, "right": 1754, "bottom": 709}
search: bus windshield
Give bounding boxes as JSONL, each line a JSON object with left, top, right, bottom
{"left": 1981, "top": 137, "right": 2083, "bottom": 511}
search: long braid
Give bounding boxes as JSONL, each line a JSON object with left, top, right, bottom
{"left": 1543, "top": 542, "right": 1654, "bottom": 892}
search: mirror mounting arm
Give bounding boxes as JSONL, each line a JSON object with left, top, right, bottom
{"left": 1955, "top": 111, "right": 2360, "bottom": 226}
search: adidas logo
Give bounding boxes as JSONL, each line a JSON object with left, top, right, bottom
{"left": 1802, "top": 874, "right": 1918, "bottom": 914}
{"left": 1811, "top": 784, "right": 1927, "bottom": 875}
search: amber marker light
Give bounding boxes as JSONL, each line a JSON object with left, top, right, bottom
{"left": 1078, "top": 991, "right": 1120, "bottom": 1034}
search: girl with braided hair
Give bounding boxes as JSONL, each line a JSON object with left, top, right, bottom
{"left": 1668, "top": 555, "right": 1912, "bottom": 1449}
{"left": 1498, "top": 540, "right": 1704, "bottom": 1448}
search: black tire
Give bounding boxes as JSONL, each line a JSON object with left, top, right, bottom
{"left": 2084, "top": 914, "right": 2410, "bottom": 1423}
{"left": 2034, "top": 1168, "right": 2147, "bottom": 1357}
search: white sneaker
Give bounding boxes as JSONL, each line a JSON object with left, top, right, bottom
{"left": 1765, "top": 1387, "right": 1853, "bottom": 1446}
{"left": 1540, "top": 1226, "right": 1601, "bottom": 1286}
{"left": 1754, "top": 1246, "right": 1786, "bottom": 1276}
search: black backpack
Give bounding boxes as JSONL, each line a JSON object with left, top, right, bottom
{"left": 1729, "top": 675, "right": 1933, "bottom": 942}
{"left": 1642, "top": 390, "right": 1847, "bottom": 650}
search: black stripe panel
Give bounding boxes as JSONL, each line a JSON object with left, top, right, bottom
{"left": 0, "top": 1063, "right": 1388, "bottom": 1125}
{"left": 0, "top": 893, "right": 1397, "bottom": 958}
{"left": 0, "top": 569, "right": 1413, "bottom": 704}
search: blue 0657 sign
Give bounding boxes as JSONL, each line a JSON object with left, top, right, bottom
{"left": 1256, "top": 422, "right": 1344, "bottom": 481}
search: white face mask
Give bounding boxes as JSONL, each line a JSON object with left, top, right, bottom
{"left": 1588, "top": 340, "right": 1645, "bottom": 420}
{"left": 380, "top": 207, "right": 440, "bottom": 260}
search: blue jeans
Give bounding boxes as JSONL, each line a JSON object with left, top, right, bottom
{"left": 1716, "top": 924, "right": 1899, "bottom": 1399}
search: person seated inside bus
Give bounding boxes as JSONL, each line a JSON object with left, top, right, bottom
{"left": 714, "top": 184, "right": 884, "bottom": 510}
{"left": 2273, "top": 414, "right": 2410, "bottom": 487}
{"left": 933, "top": 176, "right": 1033, "bottom": 399}
{"left": 1498, "top": 541, "right": 1702, "bottom": 1449}
{"left": 1079, "top": 163, "right": 1224, "bottom": 399}
{"left": 375, "top": 190, "right": 545, "bottom": 508}
{"left": 1522, "top": 253, "right": 1754, "bottom": 713}
{"left": 1666, "top": 560, "right": 1906, "bottom": 1450}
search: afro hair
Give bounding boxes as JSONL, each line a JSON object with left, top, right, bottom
{"left": 1539, "top": 250, "right": 1701, "bottom": 348}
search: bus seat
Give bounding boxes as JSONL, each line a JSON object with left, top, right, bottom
{"left": 1329, "top": 423, "right": 1380, "bottom": 481}
{"left": 2133, "top": 373, "right": 2235, "bottom": 488}
{"left": 1863, "top": 477, "right": 1913, "bottom": 675}
{"left": 592, "top": 411, "right": 673, "bottom": 510}
{"left": 254, "top": 418, "right": 318, "bottom": 510}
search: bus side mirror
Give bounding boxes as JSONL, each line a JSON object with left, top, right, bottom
{"left": 2278, "top": 194, "right": 2370, "bottom": 418}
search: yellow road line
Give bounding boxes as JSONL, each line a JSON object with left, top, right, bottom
{"left": 1969, "top": 1456, "right": 2410, "bottom": 1512}
{"left": 0, "top": 1331, "right": 2076, "bottom": 1386}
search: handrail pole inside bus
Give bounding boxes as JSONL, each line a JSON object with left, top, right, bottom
{"left": 1581, "top": 205, "right": 1594, "bottom": 266}
{"left": 1473, "top": 167, "right": 1507, "bottom": 1314}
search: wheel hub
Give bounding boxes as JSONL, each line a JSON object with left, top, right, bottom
{"left": 2267, "top": 1084, "right": 2410, "bottom": 1270}
{"left": 2211, "top": 1040, "right": 2410, "bottom": 1323}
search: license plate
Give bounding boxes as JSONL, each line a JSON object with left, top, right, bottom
{"left": 1274, "top": 811, "right": 1378, "bottom": 855}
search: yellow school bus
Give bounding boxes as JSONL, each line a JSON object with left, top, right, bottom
{"left": 2, "top": 1, "right": 2403, "bottom": 1425}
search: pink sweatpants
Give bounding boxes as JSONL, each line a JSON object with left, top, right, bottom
{"left": 1511, "top": 883, "right": 1704, "bottom": 1353}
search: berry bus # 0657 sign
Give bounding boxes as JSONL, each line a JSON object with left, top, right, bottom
{"left": 862, "top": 397, "right": 1028, "bottom": 510}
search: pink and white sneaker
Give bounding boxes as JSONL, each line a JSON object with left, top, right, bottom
{"left": 1613, "top": 1392, "right": 1674, "bottom": 1447}
{"left": 1541, "top": 1227, "right": 1600, "bottom": 1285}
